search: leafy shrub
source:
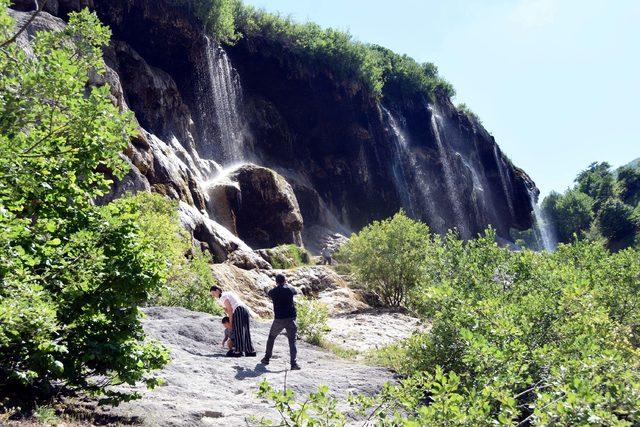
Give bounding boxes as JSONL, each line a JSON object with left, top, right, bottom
{"left": 112, "top": 193, "right": 222, "bottom": 315}
{"left": 0, "top": 7, "right": 168, "bottom": 407}
{"left": 617, "top": 166, "right": 640, "bottom": 206}
{"left": 33, "top": 406, "right": 58, "bottom": 425}
{"left": 295, "top": 298, "right": 330, "bottom": 345}
{"left": 278, "top": 216, "right": 640, "bottom": 425}
{"left": 542, "top": 160, "right": 640, "bottom": 250}
{"left": 167, "top": 0, "right": 239, "bottom": 43}
{"left": 263, "top": 244, "right": 311, "bottom": 270}
{"left": 598, "top": 198, "right": 638, "bottom": 248}
{"left": 457, "top": 102, "right": 481, "bottom": 123}
{"left": 255, "top": 380, "right": 346, "bottom": 426}
{"left": 337, "top": 211, "right": 433, "bottom": 307}
{"left": 576, "top": 161, "right": 617, "bottom": 212}
{"left": 542, "top": 189, "right": 594, "bottom": 243}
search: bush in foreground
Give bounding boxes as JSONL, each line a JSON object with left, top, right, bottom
{"left": 0, "top": 6, "right": 168, "bottom": 408}
{"left": 295, "top": 297, "right": 330, "bottom": 345}
{"left": 261, "top": 215, "right": 640, "bottom": 425}
{"left": 114, "top": 193, "right": 222, "bottom": 315}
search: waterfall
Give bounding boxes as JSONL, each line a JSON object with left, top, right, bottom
{"left": 380, "top": 105, "right": 443, "bottom": 232}
{"left": 381, "top": 106, "right": 416, "bottom": 215}
{"left": 198, "top": 36, "right": 246, "bottom": 164}
{"left": 528, "top": 189, "right": 556, "bottom": 251}
{"left": 494, "top": 145, "right": 516, "bottom": 218}
{"left": 429, "top": 104, "right": 469, "bottom": 238}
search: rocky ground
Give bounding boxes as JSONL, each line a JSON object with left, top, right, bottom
{"left": 325, "top": 310, "right": 424, "bottom": 353}
{"left": 96, "top": 307, "right": 398, "bottom": 426}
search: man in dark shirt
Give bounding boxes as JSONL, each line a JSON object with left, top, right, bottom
{"left": 261, "top": 274, "right": 300, "bottom": 370}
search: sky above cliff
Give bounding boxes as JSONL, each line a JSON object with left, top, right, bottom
{"left": 242, "top": 0, "right": 640, "bottom": 196}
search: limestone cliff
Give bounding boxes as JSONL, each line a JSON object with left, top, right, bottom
{"left": 10, "top": 0, "right": 538, "bottom": 257}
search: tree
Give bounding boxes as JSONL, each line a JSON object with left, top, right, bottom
{"left": 0, "top": 6, "right": 168, "bottom": 406}
{"left": 337, "top": 211, "right": 433, "bottom": 307}
{"left": 575, "top": 162, "right": 616, "bottom": 212}
{"left": 597, "top": 198, "right": 638, "bottom": 249}
{"left": 542, "top": 190, "right": 594, "bottom": 243}
{"left": 617, "top": 166, "right": 640, "bottom": 207}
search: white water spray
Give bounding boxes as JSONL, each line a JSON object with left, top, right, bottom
{"left": 494, "top": 145, "right": 516, "bottom": 218}
{"left": 199, "top": 37, "right": 246, "bottom": 164}
{"left": 429, "top": 105, "right": 469, "bottom": 238}
{"left": 528, "top": 189, "right": 556, "bottom": 251}
{"left": 381, "top": 105, "right": 442, "bottom": 231}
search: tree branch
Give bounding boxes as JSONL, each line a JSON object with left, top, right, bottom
{"left": 0, "top": 0, "right": 51, "bottom": 49}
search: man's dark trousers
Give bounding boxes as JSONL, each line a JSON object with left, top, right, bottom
{"left": 264, "top": 318, "right": 297, "bottom": 364}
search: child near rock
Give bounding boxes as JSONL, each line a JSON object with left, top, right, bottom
{"left": 221, "top": 316, "right": 236, "bottom": 355}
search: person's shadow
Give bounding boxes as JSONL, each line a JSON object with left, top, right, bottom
{"left": 233, "top": 363, "right": 284, "bottom": 380}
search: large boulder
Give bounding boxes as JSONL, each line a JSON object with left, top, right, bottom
{"left": 211, "top": 164, "right": 304, "bottom": 249}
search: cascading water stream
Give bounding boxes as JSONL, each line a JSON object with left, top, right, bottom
{"left": 380, "top": 105, "right": 442, "bottom": 231}
{"left": 380, "top": 105, "right": 416, "bottom": 216}
{"left": 494, "top": 145, "right": 516, "bottom": 218}
{"left": 199, "top": 36, "right": 246, "bottom": 164}
{"left": 429, "top": 104, "right": 469, "bottom": 238}
{"left": 528, "top": 189, "right": 556, "bottom": 251}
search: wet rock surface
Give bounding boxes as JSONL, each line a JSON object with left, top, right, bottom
{"left": 108, "top": 307, "right": 394, "bottom": 426}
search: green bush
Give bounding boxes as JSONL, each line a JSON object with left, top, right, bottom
{"left": 597, "top": 198, "right": 638, "bottom": 249}
{"left": 167, "top": 0, "right": 239, "bottom": 43}
{"left": 269, "top": 216, "right": 640, "bottom": 425}
{"left": 457, "top": 102, "right": 481, "bottom": 123}
{"left": 295, "top": 297, "right": 330, "bottom": 345}
{"left": 541, "top": 161, "right": 640, "bottom": 250}
{"left": 112, "top": 193, "right": 222, "bottom": 315}
{"left": 263, "top": 244, "right": 311, "bottom": 270}
{"left": 337, "top": 211, "right": 433, "bottom": 307}
{"left": 542, "top": 189, "right": 594, "bottom": 243}
{"left": 0, "top": 7, "right": 168, "bottom": 407}
{"left": 617, "top": 166, "right": 640, "bottom": 206}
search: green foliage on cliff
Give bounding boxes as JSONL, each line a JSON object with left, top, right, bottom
{"left": 170, "top": 0, "right": 455, "bottom": 100}
{"left": 263, "top": 215, "right": 640, "bottom": 425}
{"left": 0, "top": 6, "right": 168, "bottom": 407}
{"left": 168, "top": 0, "right": 240, "bottom": 43}
{"left": 234, "top": 5, "right": 454, "bottom": 99}
{"left": 457, "top": 102, "right": 482, "bottom": 123}
{"left": 541, "top": 161, "right": 640, "bottom": 250}
{"left": 263, "top": 244, "right": 310, "bottom": 269}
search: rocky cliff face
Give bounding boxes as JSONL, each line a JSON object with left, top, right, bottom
{"left": 10, "top": 0, "right": 538, "bottom": 257}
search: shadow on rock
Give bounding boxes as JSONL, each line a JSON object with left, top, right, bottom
{"left": 233, "top": 363, "right": 283, "bottom": 380}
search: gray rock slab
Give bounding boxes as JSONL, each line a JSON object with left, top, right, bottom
{"left": 109, "top": 307, "right": 394, "bottom": 426}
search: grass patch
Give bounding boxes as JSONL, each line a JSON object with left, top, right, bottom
{"left": 33, "top": 406, "right": 58, "bottom": 425}
{"left": 264, "top": 244, "right": 312, "bottom": 269}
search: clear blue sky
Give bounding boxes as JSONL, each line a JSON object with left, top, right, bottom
{"left": 242, "top": 0, "right": 639, "bottom": 196}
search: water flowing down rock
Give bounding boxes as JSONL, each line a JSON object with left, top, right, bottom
{"left": 196, "top": 36, "right": 248, "bottom": 164}
{"left": 429, "top": 104, "right": 470, "bottom": 238}
{"left": 528, "top": 188, "right": 557, "bottom": 251}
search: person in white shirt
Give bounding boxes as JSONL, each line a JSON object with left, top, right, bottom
{"left": 210, "top": 286, "right": 256, "bottom": 357}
